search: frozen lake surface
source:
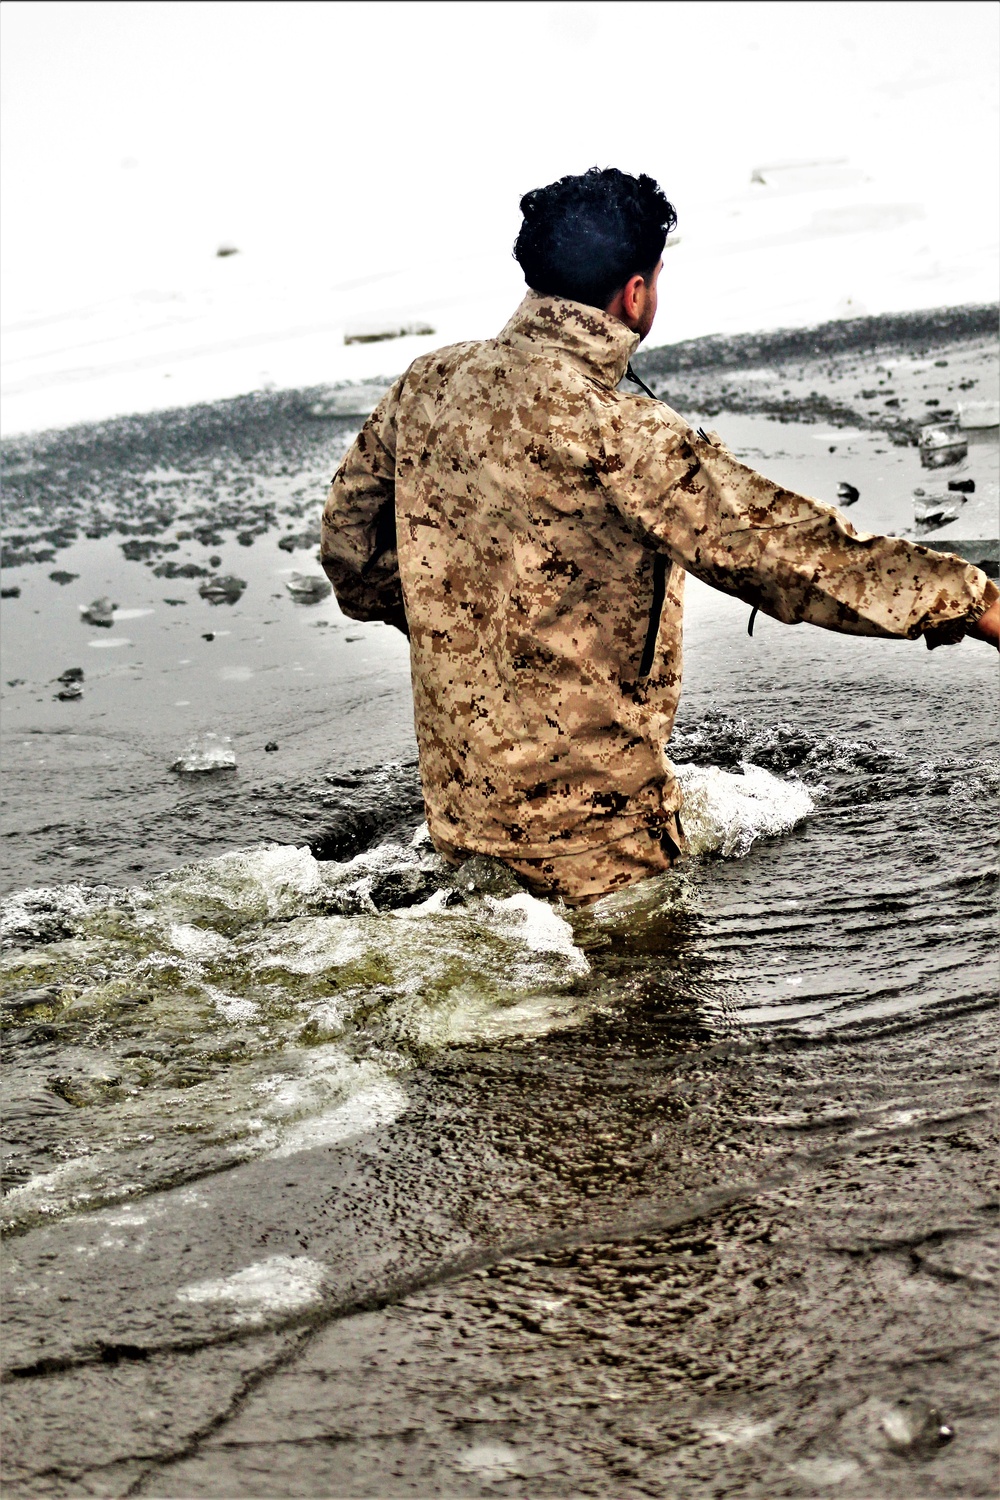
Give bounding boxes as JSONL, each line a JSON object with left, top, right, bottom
{"left": 1, "top": 314, "right": 997, "bottom": 1497}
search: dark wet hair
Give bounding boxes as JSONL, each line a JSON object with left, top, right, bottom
{"left": 513, "top": 167, "right": 677, "bottom": 309}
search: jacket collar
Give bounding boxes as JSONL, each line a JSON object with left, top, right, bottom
{"left": 498, "top": 293, "right": 639, "bottom": 390}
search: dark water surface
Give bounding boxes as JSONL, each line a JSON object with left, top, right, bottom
{"left": 1, "top": 352, "right": 998, "bottom": 1496}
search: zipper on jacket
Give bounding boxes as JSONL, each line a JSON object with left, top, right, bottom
{"left": 639, "top": 553, "right": 668, "bottom": 678}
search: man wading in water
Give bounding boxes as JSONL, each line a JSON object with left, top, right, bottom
{"left": 321, "top": 167, "right": 999, "bottom": 905}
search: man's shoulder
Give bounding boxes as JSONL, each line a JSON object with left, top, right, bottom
{"left": 404, "top": 339, "right": 489, "bottom": 385}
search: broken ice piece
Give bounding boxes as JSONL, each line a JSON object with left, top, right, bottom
{"left": 919, "top": 425, "right": 967, "bottom": 470}
{"left": 880, "top": 1397, "right": 953, "bottom": 1455}
{"left": 80, "top": 597, "right": 116, "bottom": 627}
{"left": 837, "top": 482, "right": 860, "bottom": 505}
{"left": 55, "top": 684, "right": 83, "bottom": 701}
{"left": 957, "top": 400, "right": 999, "bottom": 430}
{"left": 285, "top": 573, "right": 332, "bottom": 603}
{"left": 198, "top": 575, "right": 247, "bottom": 605}
{"left": 278, "top": 527, "right": 321, "bottom": 553}
{"left": 57, "top": 667, "right": 84, "bottom": 684}
{"left": 170, "top": 732, "right": 237, "bottom": 774}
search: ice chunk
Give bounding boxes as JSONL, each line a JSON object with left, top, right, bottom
{"left": 285, "top": 572, "right": 332, "bottom": 602}
{"left": 198, "top": 574, "right": 246, "bottom": 604}
{"left": 343, "top": 321, "right": 435, "bottom": 346}
{"left": 170, "top": 732, "right": 236, "bottom": 773}
{"left": 957, "top": 400, "right": 999, "bottom": 430}
{"left": 919, "top": 424, "right": 967, "bottom": 469}
{"left": 80, "top": 596, "right": 115, "bottom": 627}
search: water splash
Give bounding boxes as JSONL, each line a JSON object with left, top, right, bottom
{"left": 0, "top": 839, "right": 591, "bottom": 1231}
{"left": 677, "top": 763, "right": 815, "bottom": 858}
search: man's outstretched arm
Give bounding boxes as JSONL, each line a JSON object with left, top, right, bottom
{"left": 320, "top": 374, "right": 409, "bottom": 635}
{"left": 605, "top": 401, "right": 998, "bottom": 651}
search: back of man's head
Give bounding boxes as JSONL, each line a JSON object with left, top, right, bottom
{"left": 513, "top": 167, "right": 677, "bottom": 311}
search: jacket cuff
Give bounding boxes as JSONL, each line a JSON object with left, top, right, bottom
{"left": 924, "top": 575, "right": 999, "bottom": 650}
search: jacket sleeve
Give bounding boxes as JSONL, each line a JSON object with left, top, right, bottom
{"left": 320, "top": 374, "right": 409, "bottom": 635}
{"left": 604, "top": 403, "right": 998, "bottom": 648}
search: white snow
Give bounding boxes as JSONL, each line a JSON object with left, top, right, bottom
{"left": 2, "top": 2, "right": 996, "bottom": 436}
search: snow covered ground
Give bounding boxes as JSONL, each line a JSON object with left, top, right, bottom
{"left": 2, "top": 0, "right": 997, "bottom": 436}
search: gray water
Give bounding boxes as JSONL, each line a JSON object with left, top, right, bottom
{"left": 1, "top": 393, "right": 997, "bottom": 1497}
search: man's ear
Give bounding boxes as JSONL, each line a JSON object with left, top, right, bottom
{"left": 621, "top": 273, "right": 647, "bottom": 322}
{"left": 605, "top": 273, "right": 647, "bottom": 329}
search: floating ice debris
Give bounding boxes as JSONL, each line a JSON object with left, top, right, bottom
{"left": 153, "top": 560, "right": 210, "bottom": 579}
{"left": 49, "top": 570, "right": 79, "bottom": 584}
{"left": 919, "top": 424, "right": 967, "bottom": 469}
{"left": 120, "top": 538, "right": 178, "bottom": 562}
{"left": 198, "top": 574, "right": 247, "bottom": 605}
{"left": 80, "top": 596, "right": 115, "bottom": 627}
{"left": 216, "top": 244, "right": 239, "bottom": 258}
{"left": 676, "top": 763, "right": 814, "bottom": 858}
{"left": 176, "top": 1255, "right": 325, "bottom": 1323}
{"left": 57, "top": 667, "right": 84, "bottom": 684}
{"left": 170, "top": 732, "right": 237, "bottom": 774}
{"left": 914, "top": 487, "right": 960, "bottom": 531}
{"left": 344, "top": 321, "right": 434, "bottom": 346}
{"left": 837, "top": 481, "right": 859, "bottom": 505}
{"left": 278, "top": 527, "right": 321, "bottom": 553}
{"left": 265, "top": 741, "right": 279, "bottom": 752}
{"left": 880, "top": 1397, "right": 954, "bottom": 1454}
{"left": 55, "top": 683, "right": 83, "bottom": 701}
{"left": 948, "top": 478, "right": 975, "bottom": 493}
{"left": 285, "top": 572, "right": 332, "bottom": 603}
{"left": 1, "top": 586, "right": 21, "bottom": 599}
{"left": 957, "top": 400, "right": 999, "bottom": 430}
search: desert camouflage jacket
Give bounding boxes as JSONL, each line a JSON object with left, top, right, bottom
{"left": 321, "top": 294, "right": 996, "bottom": 892}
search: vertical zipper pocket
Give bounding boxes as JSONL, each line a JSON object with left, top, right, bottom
{"left": 639, "top": 553, "right": 668, "bottom": 678}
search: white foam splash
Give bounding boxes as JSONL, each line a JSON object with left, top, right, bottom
{"left": 482, "top": 891, "right": 589, "bottom": 974}
{"left": 677, "top": 763, "right": 814, "bottom": 858}
{"left": 167, "top": 923, "right": 232, "bottom": 959}
{"left": 147, "top": 843, "right": 324, "bottom": 924}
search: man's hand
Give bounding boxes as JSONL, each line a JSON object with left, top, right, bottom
{"left": 967, "top": 596, "right": 1000, "bottom": 650}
